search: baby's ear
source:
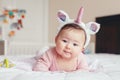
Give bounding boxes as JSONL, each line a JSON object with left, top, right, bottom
{"left": 57, "top": 10, "right": 70, "bottom": 23}
{"left": 86, "top": 22, "right": 100, "bottom": 34}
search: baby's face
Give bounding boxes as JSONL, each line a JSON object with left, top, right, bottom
{"left": 55, "top": 28, "right": 85, "bottom": 59}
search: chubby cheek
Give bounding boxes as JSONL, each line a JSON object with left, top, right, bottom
{"left": 55, "top": 46, "right": 63, "bottom": 56}
{"left": 55, "top": 42, "right": 64, "bottom": 54}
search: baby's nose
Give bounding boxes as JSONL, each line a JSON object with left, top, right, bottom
{"left": 66, "top": 43, "right": 72, "bottom": 49}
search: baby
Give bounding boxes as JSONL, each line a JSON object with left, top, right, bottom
{"left": 32, "top": 7, "right": 100, "bottom": 72}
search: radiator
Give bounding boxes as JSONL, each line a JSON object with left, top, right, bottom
{"left": 7, "top": 42, "right": 47, "bottom": 56}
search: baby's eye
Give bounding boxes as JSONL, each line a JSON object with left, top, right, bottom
{"left": 62, "top": 40, "right": 67, "bottom": 43}
{"left": 73, "top": 43, "right": 78, "bottom": 46}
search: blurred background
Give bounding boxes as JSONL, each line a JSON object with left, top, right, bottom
{"left": 0, "top": 0, "right": 120, "bottom": 55}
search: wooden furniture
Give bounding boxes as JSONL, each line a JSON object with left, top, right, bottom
{"left": 96, "top": 14, "right": 120, "bottom": 54}
{"left": 0, "top": 40, "right": 5, "bottom": 55}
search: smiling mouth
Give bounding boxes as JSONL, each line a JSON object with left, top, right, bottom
{"left": 64, "top": 50, "right": 71, "bottom": 54}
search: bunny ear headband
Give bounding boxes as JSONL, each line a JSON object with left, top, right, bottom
{"left": 57, "top": 7, "right": 100, "bottom": 48}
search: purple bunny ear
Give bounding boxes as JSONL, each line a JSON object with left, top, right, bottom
{"left": 75, "top": 7, "right": 84, "bottom": 23}
{"left": 58, "top": 11, "right": 66, "bottom": 21}
{"left": 57, "top": 10, "right": 70, "bottom": 23}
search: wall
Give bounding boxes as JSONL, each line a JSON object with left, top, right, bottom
{"left": 49, "top": 0, "right": 120, "bottom": 52}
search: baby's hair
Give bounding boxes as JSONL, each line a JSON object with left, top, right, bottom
{"left": 62, "top": 23, "right": 82, "bottom": 29}
{"left": 57, "top": 23, "right": 86, "bottom": 45}
{"left": 58, "top": 23, "right": 86, "bottom": 35}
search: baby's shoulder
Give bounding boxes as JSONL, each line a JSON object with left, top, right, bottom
{"left": 77, "top": 53, "right": 87, "bottom": 60}
{"left": 35, "top": 46, "right": 55, "bottom": 58}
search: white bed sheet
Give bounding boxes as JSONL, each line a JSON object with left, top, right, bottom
{"left": 0, "top": 54, "right": 120, "bottom": 80}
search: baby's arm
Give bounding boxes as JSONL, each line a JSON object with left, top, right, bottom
{"left": 77, "top": 54, "right": 89, "bottom": 71}
{"left": 32, "top": 52, "right": 51, "bottom": 71}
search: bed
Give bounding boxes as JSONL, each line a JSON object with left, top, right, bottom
{"left": 0, "top": 53, "right": 120, "bottom": 80}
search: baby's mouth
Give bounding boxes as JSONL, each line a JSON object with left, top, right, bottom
{"left": 64, "top": 50, "right": 71, "bottom": 54}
